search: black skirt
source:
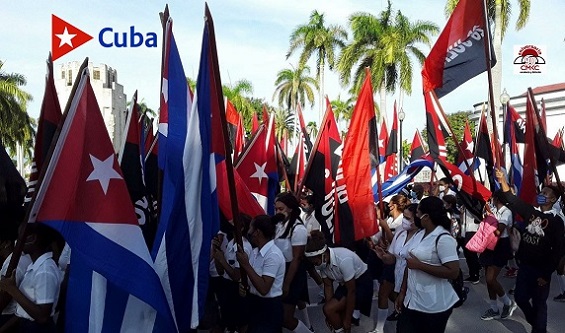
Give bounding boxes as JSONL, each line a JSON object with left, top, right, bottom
{"left": 217, "top": 279, "right": 250, "bottom": 329}
{"left": 480, "top": 237, "right": 513, "bottom": 268}
{"left": 332, "top": 270, "right": 373, "bottom": 316}
{"left": 248, "top": 295, "right": 283, "bottom": 333}
{"left": 282, "top": 260, "right": 310, "bottom": 305}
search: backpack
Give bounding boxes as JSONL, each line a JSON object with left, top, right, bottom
{"left": 435, "top": 233, "right": 469, "bottom": 308}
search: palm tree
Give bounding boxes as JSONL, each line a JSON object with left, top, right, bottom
{"left": 272, "top": 64, "right": 318, "bottom": 113}
{"left": 274, "top": 108, "right": 295, "bottom": 143}
{"left": 445, "top": 0, "right": 530, "bottom": 117}
{"left": 331, "top": 94, "right": 354, "bottom": 123}
{"left": 0, "top": 61, "right": 35, "bottom": 159}
{"left": 223, "top": 79, "right": 255, "bottom": 129}
{"left": 287, "top": 10, "right": 347, "bottom": 120}
{"left": 338, "top": 1, "right": 438, "bottom": 117}
{"left": 307, "top": 121, "right": 319, "bottom": 138}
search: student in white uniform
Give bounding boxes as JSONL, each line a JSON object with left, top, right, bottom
{"left": 479, "top": 191, "right": 517, "bottom": 321}
{"left": 305, "top": 231, "right": 372, "bottom": 333}
{"left": 369, "top": 203, "right": 421, "bottom": 333}
{"left": 212, "top": 214, "right": 253, "bottom": 333}
{"left": 300, "top": 194, "right": 321, "bottom": 236}
{"left": 237, "top": 215, "right": 286, "bottom": 333}
{"left": 0, "top": 223, "right": 64, "bottom": 333}
{"left": 273, "top": 192, "right": 312, "bottom": 333}
{"left": 0, "top": 217, "right": 32, "bottom": 332}
{"left": 395, "top": 196, "right": 460, "bottom": 333}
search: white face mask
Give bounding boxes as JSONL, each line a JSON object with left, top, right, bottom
{"left": 402, "top": 218, "right": 413, "bottom": 231}
{"left": 439, "top": 185, "right": 446, "bottom": 192}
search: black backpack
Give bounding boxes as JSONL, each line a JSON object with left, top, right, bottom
{"left": 435, "top": 233, "right": 469, "bottom": 308}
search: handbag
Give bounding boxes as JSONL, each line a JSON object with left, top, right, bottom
{"left": 465, "top": 214, "right": 499, "bottom": 253}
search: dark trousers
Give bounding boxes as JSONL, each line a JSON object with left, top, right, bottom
{"left": 397, "top": 307, "right": 452, "bottom": 333}
{"left": 460, "top": 232, "right": 481, "bottom": 278}
{"left": 18, "top": 318, "right": 56, "bottom": 333}
{"left": 514, "top": 264, "right": 550, "bottom": 333}
{"left": 248, "top": 295, "right": 283, "bottom": 333}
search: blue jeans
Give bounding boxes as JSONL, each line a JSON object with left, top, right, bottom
{"left": 514, "top": 264, "right": 550, "bottom": 333}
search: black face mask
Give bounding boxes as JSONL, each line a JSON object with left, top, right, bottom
{"left": 414, "top": 215, "right": 422, "bottom": 229}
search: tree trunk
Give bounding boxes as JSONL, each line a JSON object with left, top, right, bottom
{"left": 319, "top": 59, "right": 325, "bottom": 123}
{"left": 379, "top": 84, "right": 387, "bottom": 122}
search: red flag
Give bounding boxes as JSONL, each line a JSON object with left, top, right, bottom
{"left": 409, "top": 129, "right": 426, "bottom": 162}
{"left": 384, "top": 154, "right": 398, "bottom": 180}
{"left": 521, "top": 91, "right": 542, "bottom": 204}
{"left": 424, "top": 91, "right": 449, "bottom": 160}
{"left": 251, "top": 113, "right": 259, "bottom": 135}
{"left": 386, "top": 101, "right": 398, "bottom": 156}
{"left": 262, "top": 105, "right": 269, "bottom": 124}
{"left": 437, "top": 159, "right": 491, "bottom": 203}
{"left": 552, "top": 128, "right": 564, "bottom": 148}
{"left": 341, "top": 69, "right": 378, "bottom": 242}
{"left": 51, "top": 15, "right": 93, "bottom": 61}
{"left": 26, "top": 53, "right": 63, "bottom": 203}
{"left": 296, "top": 104, "right": 313, "bottom": 157}
{"left": 457, "top": 120, "right": 474, "bottom": 166}
{"left": 216, "top": 161, "right": 265, "bottom": 219}
{"left": 378, "top": 120, "right": 388, "bottom": 162}
{"left": 226, "top": 99, "right": 244, "bottom": 160}
{"left": 475, "top": 107, "right": 494, "bottom": 169}
{"left": 422, "top": 0, "right": 495, "bottom": 98}
{"left": 280, "top": 131, "right": 288, "bottom": 156}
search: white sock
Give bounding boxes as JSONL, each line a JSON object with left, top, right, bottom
{"left": 352, "top": 309, "right": 360, "bottom": 319}
{"left": 375, "top": 308, "right": 388, "bottom": 331}
{"left": 490, "top": 299, "right": 499, "bottom": 312}
{"left": 559, "top": 275, "right": 565, "bottom": 294}
{"left": 499, "top": 293, "right": 511, "bottom": 306}
{"left": 299, "top": 307, "right": 312, "bottom": 328}
{"left": 334, "top": 328, "right": 344, "bottom": 333}
{"left": 293, "top": 319, "right": 311, "bottom": 333}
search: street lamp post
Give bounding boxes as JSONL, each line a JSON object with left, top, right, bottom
{"left": 500, "top": 88, "right": 510, "bottom": 169}
{"left": 398, "top": 108, "right": 406, "bottom": 172}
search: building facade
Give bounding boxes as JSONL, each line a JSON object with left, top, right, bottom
{"left": 55, "top": 61, "right": 127, "bottom": 152}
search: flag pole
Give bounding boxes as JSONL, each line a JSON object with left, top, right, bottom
{"left": 204, "top": 4, "right": 247, "bottom": 290}
{"left": 368, "top": 68, "right": 385, "bottom": 218}
{"left": 481, "top": 0, "right": 503, "bottom": 168}
{"left": 528, "top": 88, "right": 565, "bottom": 196}
{"left": 5, "top": 57, "right": 90, "bottom": 277}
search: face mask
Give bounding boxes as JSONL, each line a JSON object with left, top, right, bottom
{"left": 402, "top": 218, "right": 413, "bottom": 231}
{"left": 410, "top": 190, "right": 417, "bottom": 199}
{"left": 439, "top": 185, "right": 446, "bottom": 192}
{"left": 314, "top": 254, "right": 327, "bottom": 270}
{"left": 536, "top": 194, "right": 549, "bottom": 205}
{"left": 301, "top": 206, "right": 312, "bottom": 214}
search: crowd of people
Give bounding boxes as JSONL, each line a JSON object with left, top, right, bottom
{"left": 1, "top": 169, "right": 565, "bottom": 333}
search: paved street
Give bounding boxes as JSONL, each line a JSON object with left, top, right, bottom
{"left": 301, "top": 258, "right": 565, "bottom": 333}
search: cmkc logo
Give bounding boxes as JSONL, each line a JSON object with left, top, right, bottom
{"left": 513, "top": 44, "right": 546, "bottom": 74}
{"left": 52, "top": 15, "right": 157, "bottom": 61}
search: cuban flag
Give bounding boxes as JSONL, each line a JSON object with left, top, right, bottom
{"left": 29, "top": 67, "right": 174, "bottom": 332}
{"left": 373, "top": 157, "right": 435, "bottom": 201}
{"left": 151, "top": 8, "right": 220, "bottom": 330}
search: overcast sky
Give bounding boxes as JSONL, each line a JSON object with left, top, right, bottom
{"left": 2, "top": 0, "right": 564, "bottom": 141}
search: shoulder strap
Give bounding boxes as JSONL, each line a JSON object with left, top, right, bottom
{"left": 434, "top": 232, "right": 451, "bottom": 251}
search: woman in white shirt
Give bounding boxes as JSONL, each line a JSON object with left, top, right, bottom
{"left": 273, "top": 192, "right": 312, "bottom": 333}
{"left": 370, "top": 203, "right": 420, "bottom": 333}
{"left": 395, "top": 196, "right": 460, "bottom": 333}
{"left": 237, "top": 215, "right": 286, "bottom": 333}
{"left": 478, "top": 191, "right": 516, "bottom": 320}
{"left": 305, "top": 231, "right": 372, "bottom": 333}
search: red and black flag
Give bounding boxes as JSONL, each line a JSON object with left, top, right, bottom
{"left": 504, "top": 103, "right": 525, "bottom": 144}
{"left": 422, "top": 0, "right": 495, "bottom": 98}
{"left": 475, "top": 107, "right": 494, "bottom": 170}
{"left": 409, "top": 129, "right": 426, "bottom": 162}
{"left": 424, "top": 91, "right": 450, "bottom": 160}
{"left": 225, "top": 98, "right": 244, "bottom": 160}
{"left": 0, "top": 142, "right": 27, "bottom": 229}
{"left": 340, "top": 69, "right": 379, "bottom": 244}
{"left": 302, "top": 99, "right": 344, "bottom": 245}
{"left": 118, "top": 92, "right": 156, "bottom": 248}
{"left": 385, "top": 101, "right": 398, "bottom": 156}
{"left": 378, "top": 120, "right": 388, "bottom": 164}
{"left": 296, "top": 103, "right": 313, "bottom": 158}
{"left": 521, "top": 91, "right": 544, "bottom": 204}
{"left": 26, "top": 53, "right": 62, "bottom": 203}
{"left": 457, "top": 120, "right": 475, "bottom": 172}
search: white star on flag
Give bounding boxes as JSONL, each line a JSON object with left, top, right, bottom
{"left": 86, "top": 154, "right": 123, "bottom": 195}
{"left": 250, "top": 162, "right": 268, "bottom": 185}
{"left": 56, "top": 27, "right": 77, "bottom": 47}
{"left": 465, "top": 140, "right": 474, "bottom": 153}
{"left": 378, "top": 138, "right": 384, "bottom": 149}
{"left": 161, "top": 78, "right": 168, "bottom": 103}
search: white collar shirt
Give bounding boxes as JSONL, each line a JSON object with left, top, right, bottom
{"left": 248, "top": 240, "right": 285, "bottom": 298}
{"left": 274, "top": 220, "right": 307, "bottom": 262}
{"left": 209, "top": 231, "right": 228, "bottom": 277}
{"left": 1, "top": 253, "right": 32, "bottom": 315}
{"left": 404, "top": 227, "right": 459, "bottom": 313}
{"left": 495, "top": 205, "right": 512, "bottom": 238}
{"left": 15, "top": 252, "right": 63, "bottom": 320}
{"left": 319, "top": 247, "right": 367, "bottom": 284}
{"left": 388, "top": 230, "right": 413, "bottom": 293}
{"left": 224, "top": 238, "right": 253, "bottom": 281}
{"left": 301, "top": 212, "right": 321, "bottom": 236}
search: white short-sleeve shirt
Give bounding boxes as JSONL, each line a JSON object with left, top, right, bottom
{"left": 495, "top": 205, "right": 512, "bottom": 238}
{"left": 15, "top": 252, "right": 63, "bottom": 320}
{"left": 209, "top": 231, "right": 228, "bottom": 278}
{"left": 319, "top": 247, "right": 367, "bottom": 283}
{"left": 274, "top": 220, "right": 307, "bottom": 262}
{"left": 223, "top": 238, "right": 253, "bottom": 281}
{"left": 1, "top": 253, "right": 32, "bottom": 315}
{"left": 300, "top": 212, "right": 321, "bottom": 236}
{"left": 387, "top": 230, "right": 413, "bottom": 293}
{"left": 248, "top": 240, "right": 286, "bottom": 298}
{"left": 403, "top": 227, "right": 459, "bottom": 313}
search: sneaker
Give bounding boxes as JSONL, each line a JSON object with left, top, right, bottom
{"left": 501, "top": 301, "right": 517, "bottom": 319}
{"left": 367, "top": 329, "right": 380, "bottom": 333}
{"left": 464, "top": 276, "right": 480, "bottom": 285}
{"left": 553, "top": 293, "right": 565, "bottom": 302}
{"left": 386, "top": 310, "right": 400, "bottom": 321}
{"left": 481, "top": 308, "right": 500, "bottom": 320}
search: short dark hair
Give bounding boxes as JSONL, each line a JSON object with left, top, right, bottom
{"left": 305, "top": 230, "right": 326, "bottom": 253}
{"left": 545, "top": 185, "right": 562, "bottom": 200}
{"left": 419, "top": 196, "right": 452, "bottom": 230}
{"left": 251, "top": 215, "right": 277, "bottom": 239}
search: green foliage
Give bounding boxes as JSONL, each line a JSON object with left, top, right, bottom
{"left": 422, "top": 110, "right": 475, "bottom": 163}
{"left": 272, "top": 64, "right": 318, "bottom": 112}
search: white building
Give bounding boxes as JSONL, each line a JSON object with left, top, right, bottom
{"left": 55, "top": 61, "right": 127, "bottom": 152}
